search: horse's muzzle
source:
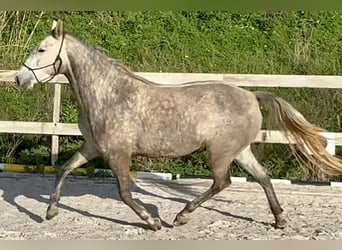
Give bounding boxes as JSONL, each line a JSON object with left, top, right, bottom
{"left": 15, "top": 75, "right": 20, "bottom": 86}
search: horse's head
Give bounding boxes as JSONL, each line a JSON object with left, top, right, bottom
{"left": 15, "top": 19, "right": 67, "bottom": 89}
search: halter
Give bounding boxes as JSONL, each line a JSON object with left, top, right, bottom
{"left": 23, "top": 31, "right": 65, "bottom": 83}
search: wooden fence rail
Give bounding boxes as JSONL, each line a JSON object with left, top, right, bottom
{"left": 1, "top": 70, "right": 342, "bottom": 165}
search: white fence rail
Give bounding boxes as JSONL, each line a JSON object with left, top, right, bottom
{"left": 1, "top": 70, "right": 342, "bottom": 165}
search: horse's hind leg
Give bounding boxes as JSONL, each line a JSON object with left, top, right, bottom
{"left": 46, "top": 142, "right": 99, "bottom": 220}
{"left": 235, "top": 146, "right": 286, "bottom": 229}
{"left": 108, "top": 151, "right": 162, "bottom": 231}
{"left": 173, "top": 148, "right": 233, "bottom": 226}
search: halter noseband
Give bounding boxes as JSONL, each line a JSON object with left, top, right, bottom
{"left": 23, "top": 31, "right": 65, "bottom": 83}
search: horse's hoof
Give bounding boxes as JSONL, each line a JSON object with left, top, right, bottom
{"left": 173, "top": 214, "right": 190, "bottom": 226}
{"left": 275, "top": 216, "right": 287, "bottom": 229}
{"left": 150, "top": 218, "right": 162, "bottom": 231}
{"left": 46, "top": 205, "right": 58, "bottom": 220}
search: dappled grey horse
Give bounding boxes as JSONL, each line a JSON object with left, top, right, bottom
{"left": 15, "top": 20, "right": 342, "bottom": 231}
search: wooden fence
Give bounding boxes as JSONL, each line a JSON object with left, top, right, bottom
{"left": 1, "top": 70, "right": 342, "bottom": 165}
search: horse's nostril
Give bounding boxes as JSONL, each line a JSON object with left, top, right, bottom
{"left": 15, "top": 75, "right": 20, "bottom": 85}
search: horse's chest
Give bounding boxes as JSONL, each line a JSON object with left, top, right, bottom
{"left": 79, "top": 112, "right": 136, "bottom": 151}
{"left": 97, "top": 121, "right": 137, "bottom": 149}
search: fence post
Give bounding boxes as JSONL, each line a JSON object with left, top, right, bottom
{"left": 51, "top": 83, "right": 62, "bottom": 165}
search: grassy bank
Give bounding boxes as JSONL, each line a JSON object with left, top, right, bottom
{"left": 1, "top": 11, "right": 342, "bottom": 181}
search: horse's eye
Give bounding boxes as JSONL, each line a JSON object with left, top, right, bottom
{"left": 38, "top": 48, "right": 46, "bottom": 53}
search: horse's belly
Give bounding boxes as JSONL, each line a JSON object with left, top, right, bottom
{"left": 136, "top": 133, "right": 203, "bottom": 157}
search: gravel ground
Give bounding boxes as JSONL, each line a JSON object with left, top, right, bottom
{"left": 0, "top": 173, "right": 341, "bottom": 240}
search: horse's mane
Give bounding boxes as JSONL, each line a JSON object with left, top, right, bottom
{"left": 64, "top": 30, "right": 160, "bottom": 86}
{"left": 64, "top": 31, "right": 221, "bottom": 88}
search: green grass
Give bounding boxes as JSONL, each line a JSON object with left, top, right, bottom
{"left": 1, "top": 11, "right": 342, "bottom": 181}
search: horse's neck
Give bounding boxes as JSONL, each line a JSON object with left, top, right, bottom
{"left": 65, "top": 42, "right": 118, "bottom": 108}
{"left": 64, "top": 39, "right": 139, "bottom": 118}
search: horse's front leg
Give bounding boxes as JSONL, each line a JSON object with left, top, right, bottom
{"left": 46, "top": 142, "right": 100, "bottom": 220}
{"left": 108, "top": 151, "right": 162, "bottom": 231}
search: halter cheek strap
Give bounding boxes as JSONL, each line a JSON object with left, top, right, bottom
{"left": 23, "top": 31, "right": 65, "bottom": 84}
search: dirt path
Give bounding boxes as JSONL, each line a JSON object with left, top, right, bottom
{"left": 0, "top": 173, "right": 342, "bottom": 240}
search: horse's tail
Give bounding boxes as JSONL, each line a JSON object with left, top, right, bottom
{"left": 254, "top": 91, "right": 342, "bottom": 176}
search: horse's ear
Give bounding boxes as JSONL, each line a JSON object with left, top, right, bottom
{"left": 51, "top": 19, "right": 64, "bottom": 39}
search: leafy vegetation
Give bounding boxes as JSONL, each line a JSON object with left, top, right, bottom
{"left": 1, "top": 11, "right": 342, "bottom": 181}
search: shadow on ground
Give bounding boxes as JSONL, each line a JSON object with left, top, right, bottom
{"left": 0, "top": 174, "right": 265, "bottom": 230}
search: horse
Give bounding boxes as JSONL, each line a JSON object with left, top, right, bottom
{"left": 15, "top": 20, "right": 342, "bottom": 231}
